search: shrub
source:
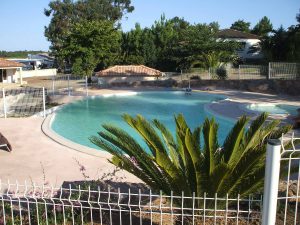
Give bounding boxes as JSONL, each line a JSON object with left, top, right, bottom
{"left": 190, "top": 75, "right": 200, "bottom": 80}
{"left": 90, "top": 112, "right": 296, "bottom": 208}
{"left": 216, "top": 66, "right": 228, "bottom": 80}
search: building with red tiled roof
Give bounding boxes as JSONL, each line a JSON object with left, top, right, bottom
{"left": 0, "top": 58, "right": 24, "bottom": 83}
{"left": 0, "top": 58, "right": 24, "bottom": 68}
{"left": 96, "top": 65, "right": 162, "bottom": 85}
{"left": 97, "top": 65, "right": 162, "bottom": 77}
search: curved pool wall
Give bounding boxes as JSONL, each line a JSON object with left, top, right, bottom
{"left": 245, "top": 103, "right": 299, "bottom": 116}
{"left": 51, "top": 91, "right": 234, "bottom": 151}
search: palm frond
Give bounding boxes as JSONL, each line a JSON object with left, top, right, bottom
{"left": 203, "top": 117, "right": 219, "bottom": 175}
{"left": 223, "top": 115, "right": 249, "bottom": 166}
{"left": 153, "top": 119, "right": 181, "bottom": 170}
{"left": 243, "top": 112, "right": 269, "bottom": 152}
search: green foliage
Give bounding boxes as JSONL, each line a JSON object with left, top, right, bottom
{"left": 91, "top": 112, "right": 293, "bottom": 205}
{"left": 44, "top": 0, "right": 133, "bottom": 69}
{"left": 63, "top": 20, "right": 121, "bottom": 76}
{"left": 120, "top": 23, "right": 146, "bottom": 65}
{"left": 230, "top": 20, "right": 251, "bottom": 33}
{"left": 45, "top": 1, "right": 239, "bottom": 73}
{"left": 200, "top": 50, "right": 237, "bottom": 69}
{"left": 0, "top": 200, "right": 90, "bottom": 224}
{"left": 120, "top": 16, "right": 238, "bottom": 72}
{"left": 261, "top": 10, "right": 300, "bottom": 63}
{"left": 252, "top": 16, "right": 273, "bottom": 37}
{"left": 262, "top": 25, "right": 300, "bottom": 63}
{"left": 216, "top": 66, "right": 228, "bottom": 80}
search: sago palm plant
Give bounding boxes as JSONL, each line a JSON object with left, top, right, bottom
{"left": 90, "top": 112, "right": 292, "bottom": 201}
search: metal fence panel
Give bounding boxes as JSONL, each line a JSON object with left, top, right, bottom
{"left": 239, "top": 65, "right": 268, "bottom": 80}
{"left": 269, "top": 62, "right": 300, "bottom": 80}
{"left": 0, "top": 181, "right": 262, "bottom": 225}
{"left": 162, "top": 63, "right": 298, "bottom": 81}
{"left": 47, "top": 75, "right": 87, "bottom": 96}
{"left": 0, "top": 87, "right": 45, "bottom": 118}
{"left": 277, "top": 135, "right": 300, "bottom": 225}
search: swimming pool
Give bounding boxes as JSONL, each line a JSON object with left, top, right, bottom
{"left": 51, "top": 91, "right": 234, "bottom": 150}
{"left": 246, "top": 103, "right": 299, "bottom": 116}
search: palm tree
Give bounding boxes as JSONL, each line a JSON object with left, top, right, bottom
{"left": 90, "top": 113, "right": 293, "bottom": 202}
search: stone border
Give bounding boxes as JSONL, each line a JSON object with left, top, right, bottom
{"left": 204, "top": 101, "right": 237, "bottom": 123}
{"left": 41, "top": 91, "right": 145, "bottom": 158}
{"left": 239, "top": 103, "right": 289, "bottom": 116}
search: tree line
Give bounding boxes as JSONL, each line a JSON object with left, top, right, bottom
{"left": 44, "top": 0, "right": 300, "bottom": 76}
{"left": 0, "top": 51, "right": 44, "bottom": 59}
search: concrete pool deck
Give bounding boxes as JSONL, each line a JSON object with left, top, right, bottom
{"left": 0, "top": 88, "right": 299, "bottom": 187}
{"left": 0, "top": 117, "right": 141, "bottom": 187}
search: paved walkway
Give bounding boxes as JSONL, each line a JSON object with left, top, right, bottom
{"left": 200, "top": 89, "right": 300, "bottom": 136}
{"left": 0, "top": 117, "right": 140, "bottom": 187}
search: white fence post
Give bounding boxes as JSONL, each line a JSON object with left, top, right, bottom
{"left": 268, "top": 62, "right": 271, "bottom": 80}
{"left": 42, "top": 87, "right": 46, "bottom": 118}
{"left": 85, "top": 76, "right": 88, "bottom": 97}
{"left": 262, "top": 139, "right": 281, "bottom": 225}
{"left": 208, "top": 68, "right": 211, "bottom": 79}
{"left": 2, "top": 88, "right": 7, "bottom": 118}
{"left": 68, "top": 75, "right": 70, "bottom": 96}
{"left": 52, "top": 75, "right": 55, "bottom": 95}
{"left": 238, "top": 65, "right": 241, "bottom": 80}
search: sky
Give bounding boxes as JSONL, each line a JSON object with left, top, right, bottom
{"left": 0, "top": 0, "right": 299, "bottom": 51}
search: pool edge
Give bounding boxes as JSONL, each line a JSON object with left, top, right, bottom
{"left": 42, "top": 113, "right": 111, "bottom": 158}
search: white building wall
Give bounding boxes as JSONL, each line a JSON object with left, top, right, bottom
{"left": 1, "top": 68, "right": 57, "bottom": 84}
{"left": 1, "top": 69, "right": 18, "bottom": 83}
{"left": 99, "top": 76, "right": 158, "bottom": 84}
{"left": 20, "top": 68, "right": 57, "bottom": 78}
{"left": 226, "top": 38, "right": 263, "bottom": 60}
{"left": 7, "top": 69, "right": 16, "bottom": 83}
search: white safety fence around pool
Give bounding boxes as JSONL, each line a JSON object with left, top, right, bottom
{"left": 275, "top": 134, "right": 300, "bottom": 225}
{"left": 167, "top": 62, "right": 299, "bottom": 81}
{"left": 0, "top": 181, "right": 262, "bottom": 225}
{"left": 42, "top": 75, "right": 89, "bottom": 96}
{"left": 0, "top": 75, "right": 90, "bottom": 118}
{"left": 0, "top": 135, "right": 299, "bottom": 224}
{"left": 269, "top": 62, "right": 300, "bottom": 80}
{"left": 0, "top": 87, "right": 46, "bottom": 118}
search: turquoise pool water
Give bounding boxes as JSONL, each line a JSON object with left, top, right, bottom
{"left": 51, "top": 91, "right": 234, "bottom": 150}
{"left": 246, "top": 104, "right": 299, "bottom": 116}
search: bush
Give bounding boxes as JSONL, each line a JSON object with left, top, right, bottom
{"left": 190, "top": 75, "right": 200, "bottom": 80}
{"left": 91, "top": 112, "right": 294, "bottom": 204}
{"left": 216, "top": 67, "right": 228, "bottom": 80}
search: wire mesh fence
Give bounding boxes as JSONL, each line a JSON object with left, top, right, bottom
{"left": 0, "top": 75, "right": 89, "bottom": 118}
{"left": 0, "top": 87, "right": 45, "bottom": 118}
{"left": 163, "top": 62, "right": 299, "bottom": 81}
{"left": 269, "top": 62, "right": 300, "bottom": 80}
{"left": 41, "top": 75, "right": 88, "bottom": 96}
{"left": 277, "top": 134, "right": 300, "bottom": 225}
{"left": 239, "top": 65, "right": 268, "bottom": 80}
{"left": 0, "top": 181, "right": 262, "bottom": 225}
{"left": 22, "top": 75, "right": 88, "bottom": 96}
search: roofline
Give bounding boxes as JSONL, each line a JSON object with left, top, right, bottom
{"left": 97, "top": 65, "right": 162, "bottom": 76}
{"left": 7, "top": 58, "right": 43, "bottom": 61}
{"left": 0, "top": 66, "right": 22, "bottom": 69}
{"left": 217, "top": 28, "right": 260, "bottom": 39}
